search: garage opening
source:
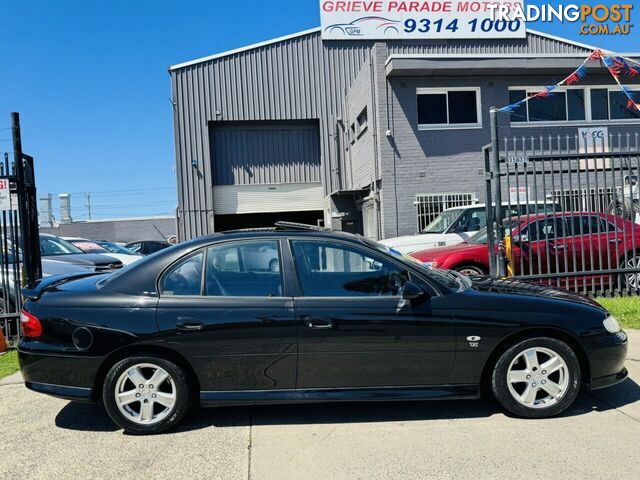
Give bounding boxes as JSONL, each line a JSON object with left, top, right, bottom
{"left": 210, "top": 120, "right": 324, "bottom": 231}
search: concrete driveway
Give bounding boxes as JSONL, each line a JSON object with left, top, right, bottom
{"left": 2, "top": 332, "right": 640, "bottom": 480}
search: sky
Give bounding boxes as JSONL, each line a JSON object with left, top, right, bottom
{"left": 0, "top": 0, "right": 637, "bottom": 221}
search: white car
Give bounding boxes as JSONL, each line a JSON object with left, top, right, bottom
{"left": 380, "top": 202, "right": 561, "bottom": 254}
{"left": 62, "top": 237, "right": 142, "bottom": 266}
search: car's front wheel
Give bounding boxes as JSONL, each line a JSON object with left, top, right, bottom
{"left": 454, "top": 264, "right": 486, "bottom": 276}
{"left": 103, "top": 356, "right": 191, "bottom": 434}
{"left": 491, "top": 337, "right": 580, "bottom": 418}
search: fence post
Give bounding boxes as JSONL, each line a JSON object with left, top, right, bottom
{"left": 490, "top": 107, "right": 506, "bottom": 277}
{"left": 484, "top": 147, "right": 496, "bottom": 276}
{"left": 12, "top": 112, "right": 42, "bottom": 285}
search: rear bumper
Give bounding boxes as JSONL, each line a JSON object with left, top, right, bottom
{"left": 18, "top": 346, "right": 101, "bottom": 402}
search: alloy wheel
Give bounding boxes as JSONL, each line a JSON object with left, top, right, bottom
{"left": 114, "top": 363, "right": 176, "bottom": 425}
{"left": 456, "top": 266, "right": 484, "bottom": 276}
{"left": 625, "top": 256, "right": 640, "bottom": 289}
{"left": 506, "top": 347, "right": 569, "bottom": 409}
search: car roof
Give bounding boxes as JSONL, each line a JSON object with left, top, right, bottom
{"left": 509, "top": 212, "right": 614, "bottom": 223}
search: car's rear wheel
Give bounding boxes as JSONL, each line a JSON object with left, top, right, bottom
{"left": 491, "top": 337, "right": 580, "bottom": 418}
{"left": 103, "top": 356, "right": 191, "bottom": 435}
{"left": 454, "top": 264, "right": 486, "bottom": 276}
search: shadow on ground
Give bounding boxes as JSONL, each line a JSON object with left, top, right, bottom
{"left": 54, "top": 378, "right": 640, "bottom": 435}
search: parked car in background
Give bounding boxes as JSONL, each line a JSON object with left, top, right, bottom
{"left": 410, "top": 228, "right": 492, "bottom": 276}
{"left": 125, "top": 240, "right": 170, "bottom": 256}
{"left": 63, "top": 237, "right": 142, "bottom": 266}
{"left": 411, "top": 212, "right": 640, "bottom": 289}
{"left": 96, "top": 240, "right": 139, "bottom": 256}
{"left": 381, "top": 202, "right": 561, "bottom": 254}
{"left": 40, "top": 234, "right": 123, "bottom": 272}
{"left": 19, "top": 222, "right": 627, "bottom": 434}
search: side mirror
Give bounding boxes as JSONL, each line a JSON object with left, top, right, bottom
{"left": 512, "top": 234, "right": 529, "bottom": 244}
{"left": 402, "top": 281, "right": 426, "bottom": 301}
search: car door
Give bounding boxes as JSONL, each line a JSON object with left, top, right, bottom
{"left": 288, "top": 238, "right": 456, "bottom": 389}
{"left": 512, "top": 217, "right": 567, "bottom": 277}
{"left": 156, "top": 238, "right": 297, "bottom": 392}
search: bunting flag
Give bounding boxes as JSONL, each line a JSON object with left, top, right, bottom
{"left": 603, "top": 54, "right": 640, "bottom": 113}
{"left": 497, "top": 48, "right": 640, "bottom": 115}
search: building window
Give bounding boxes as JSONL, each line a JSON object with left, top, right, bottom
{"left": 415, "top": 193, "right": 476, "bottom": 232}
{"left": 356, "top": 107, "right": 368, "bottom": 137}
{"left": 417, "top": 88, "right": 482, "bottom": 130}
{"left": 509, "top": 86, "right": 640, "bottom": 125}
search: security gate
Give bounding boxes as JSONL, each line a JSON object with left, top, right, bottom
{"left": 1, "top": 113, "right": 42, "bottom": 342}
{"left": 485, "top": 130, "right": 640, "bottom": 297}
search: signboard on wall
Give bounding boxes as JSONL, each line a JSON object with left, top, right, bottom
{"left": 578, "top": 127, "right": 610, "bottom": 170}
{"left": 320, "top": 1, "right": 526, "bottom": 40}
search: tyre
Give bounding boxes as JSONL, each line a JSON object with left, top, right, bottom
{"left": 103, "top": 356, "right": 191, "bottom": 435}
{"left": 491, "top": 337, "right": 580, "bottom": 418}
{"left": 454, "top": 264, "right": 486, "bottom": 276}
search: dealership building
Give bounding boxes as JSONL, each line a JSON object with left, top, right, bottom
{"left": 169, "top": 27, "right": 640, "bottom": 241}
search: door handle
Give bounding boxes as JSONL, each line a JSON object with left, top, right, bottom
{"left": 609, "top": 238, "right": 623, "bottom": 244}
{"left": 302, "top": 316, "right": 334, "bottom": 330}
{"left": 176, "top": 318, "right": 204, "bottom": 331}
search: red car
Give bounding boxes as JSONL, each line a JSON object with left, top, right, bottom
{"left": 411, "top": 212, "right": 640, "bottom": 289}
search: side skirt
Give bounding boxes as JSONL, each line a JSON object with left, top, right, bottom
{"left": 200, "top": 384, "right": 480, "bottom": 407}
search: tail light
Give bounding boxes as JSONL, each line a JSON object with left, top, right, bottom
{"left": 20, "top": 310, "right": 42, "bottom": 338}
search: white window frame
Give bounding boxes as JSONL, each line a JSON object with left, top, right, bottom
{"left": 417, "top": 87, "right": 483, "bottom": 131}
{"left": 508, "top": 85, "right": 640, "bottom": 127}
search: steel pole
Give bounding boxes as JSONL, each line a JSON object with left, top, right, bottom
{"left": 490, "top": 107, "right": 506, "bottom": 277}
{"left": 12, "top": 112, "right": 41, "bottom": 285}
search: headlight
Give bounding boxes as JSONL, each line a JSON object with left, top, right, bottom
{"left": 603, "top": 315, "right": 621, "bottom": 334}
{"left": 423, "top": 261, "right": 438, "bottom": 269}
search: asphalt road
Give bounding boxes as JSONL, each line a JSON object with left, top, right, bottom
{"left": 1, "top": 332, "right": 640, "bottom": 480}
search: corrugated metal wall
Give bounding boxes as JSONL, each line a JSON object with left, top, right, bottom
{"left": 171, "top": 30, "right": 594, "bottom": 240}
{"left": 387, "top": 31, "right": 592, "bottom": 56}
{"left": 171, "top": 31, "right": 372, "bottom": 239}
{"left": 211, "top": 121, "right": 321, "bottom": 186}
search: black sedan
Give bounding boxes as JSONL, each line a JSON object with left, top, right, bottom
{"left": 19, "top": 223, "right": 628, "bottom": 434}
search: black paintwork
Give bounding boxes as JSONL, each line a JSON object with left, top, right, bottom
{"left": 18, "top": 229, "right": 628, "bottom": 405}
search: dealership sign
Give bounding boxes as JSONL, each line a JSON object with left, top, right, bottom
{"left": 320, "top": 1, "right": 526, "bottom": 40}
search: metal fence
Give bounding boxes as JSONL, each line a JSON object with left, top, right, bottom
{"left": 485, "top": 130, "right": 640, "bottom": 297}
{"left": 0, "top": 154, "right": 23, "bottom": 342}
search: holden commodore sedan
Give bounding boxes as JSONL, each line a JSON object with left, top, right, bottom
{"left": 19, "top": 223, "right": 627, "bottom": 434}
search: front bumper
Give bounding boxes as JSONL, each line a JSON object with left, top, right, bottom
{"left": 18, "top": 346, "right": 102, "bottom": 403}
{"left": 587, "top": 330, "right": 629, "bottom": 391}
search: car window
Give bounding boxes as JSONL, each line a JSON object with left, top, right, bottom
{"left": 205, "top": 240, "right": 282, "bottom": 297}
{"left": 566, "top": 215, "right": 614, "bottom": 236}
{"left": 127, "top": 243, "right": 142, "bottom": 254}
{"left": 450, "top": 208, "right": 486, "bottom": 233}
{"left": 162, "top": 252, "right": 204, "bottom": 296}
{"left": 291, "top": 240, "right": 409, "bottom": 297}
{"left": 39, "top": 237, "right": 84, "bottom": 256}
{"left": 70, "top": 240, "right": 109, "bottom": 254}
{"left": 526, "top": 218, "right": 565, "bottom": 241}
{"left": 422, "top": 209, "right": 464, "bottom": 234}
